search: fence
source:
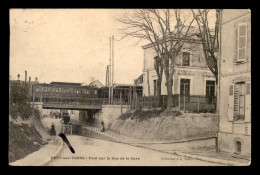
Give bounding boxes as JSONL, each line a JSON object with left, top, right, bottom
{"left": 133, "top": 94, "right": 216, "bottom": 113}
{"left": 37, "top": 97, "right": 131, "bottom": 107}
{"left": 84, "top": 122, "right": 121, "bottom": 140}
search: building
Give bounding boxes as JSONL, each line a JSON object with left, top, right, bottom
{"left": 217, "top": 9, "right": 251, "bottom": 156}
{"left": 89, "top": 80, "right": 105, "bottom": 88}
{"left": 99, "top": 83, "right": 143, "bottom": 105}
{"left": 134, "top": 74, "right": 144, "bottom": 86}
{"left": 142, "top": 27, "right": 216, "bottom": 110}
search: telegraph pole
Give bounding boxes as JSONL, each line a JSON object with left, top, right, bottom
{"left": 109, "top": 36, "right": 111, "bottom": 105}
{"left": 111, "top": 35, "right": 114, "bottom": 105}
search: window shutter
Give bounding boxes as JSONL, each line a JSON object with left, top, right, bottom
{"left": 246, "top": 22, "right": 251, "bottom": 62}
{"left": 228, "top": 84, "right": 234, "bottom": 121}
{"left": 234, "top": 24, "right": 238, "bottom": 63}
{"left": 237, "top": 23, "right": 247, "bottom": 62}
{"left": 245, "top": 82, "right": 251, "bottom": 122}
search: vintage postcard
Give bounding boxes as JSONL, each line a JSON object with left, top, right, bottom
{"left": 9, "top": 9, "right": 251, "bottom": 166}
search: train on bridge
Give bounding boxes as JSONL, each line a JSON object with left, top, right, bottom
{"left": 31, "top": 81, "right": 143, "bottom": 107}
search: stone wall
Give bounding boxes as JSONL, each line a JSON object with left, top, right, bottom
{"left": 93, "top": 105, "right": 130, "bottom": 128}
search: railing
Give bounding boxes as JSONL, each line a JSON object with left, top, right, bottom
{"left": 60, "top": 124, "right": 73, "bottom": 135}
{"left": 84, "top": 122, "right": 121, "bottom": 140}
{"left": 133, "top": 95, "right": 216, "bottom": 113}
{"left": 36, "top": 97, "right": 131, "bottom": 107}
{"left": 41, "top": 98, "right": 109, "bottom": 106}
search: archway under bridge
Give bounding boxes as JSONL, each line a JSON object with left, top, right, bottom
{"left": 79, "top": 109, "right": 101, "bottom": 124}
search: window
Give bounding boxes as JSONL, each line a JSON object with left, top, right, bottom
{"left": 237, "top": 23, "right": 247, "bottom": 62}
{"left": 235, "top": 141, "right": 242, "bottom": 154}
{"left": 153, "top": 80, "right": 157, "bottom": 96}
{"left": 206, "top": 81, "right": 215, "bottom": 104}
{"left": 94, "top": 90, "right": 97, "bottom": 95}
{"left": 182, "top": 52, "right": 190, "bottom": 66}
{"left": 234, "top": 82, "right": 245, "bottom": 121}
{"left": 87, "top": 90, "right": 90, "bottom": 94}
{"left": 180, "top": 79, "right": 190, "bottom": 96}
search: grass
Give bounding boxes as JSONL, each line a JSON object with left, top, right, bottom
{"left": 119, "top": 108, "right": 183, "bottom": 122}
{"left": 119, "top": 109, "right": 165, "bottom": 121}
{"left": 112, "top": 109, "right": 217, "bottom": 141}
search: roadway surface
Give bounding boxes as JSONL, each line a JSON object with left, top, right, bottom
{"left": 46, "top": 135, "right": 222, "bottom": 166}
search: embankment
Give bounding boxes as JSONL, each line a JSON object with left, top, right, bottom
{"left": 9, "top": 116, "right": 48, "bottom": 163}
{"left": 110, "top": 109, "right": 218, "bottom": 141}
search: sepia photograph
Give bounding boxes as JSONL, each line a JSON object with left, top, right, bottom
{"left": 9, "top": 8, "right": 251, "bottom": 166}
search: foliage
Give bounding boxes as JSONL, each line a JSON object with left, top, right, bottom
{"left": 119, "top": 109, "right": 164, "bottom": 121}
{"left": 191, "top": 9, "right": 220, "bottom": 84}
{"left": 9, "top": 81, "right": 31, "bottom": 119}
{"left": 117, "top": 9, "right": 197, "bottom": 109}
{"left": 9, "top": 121, "right": 47, "bottom": 163}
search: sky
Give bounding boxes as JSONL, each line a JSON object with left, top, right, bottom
{"left": 10, "top": 9, "right": 147, "bottom": 85}
{"left": 9, "top": 9, "right": 216, "bottom": 85}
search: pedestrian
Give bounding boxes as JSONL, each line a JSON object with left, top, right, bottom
{"left": 50, "top": 123, "right": 56, "bottom": 136}
{"left": 101, "top": 121, "right": 105, "bottom": 132}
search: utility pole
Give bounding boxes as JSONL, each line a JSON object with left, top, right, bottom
{"left": 111, "top": 35, "right": 114, "bottom": 105}
{"left": 109, "top": 36, "right": 111, "bottom": 105}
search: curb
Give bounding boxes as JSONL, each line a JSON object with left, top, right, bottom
{"left": 38, "top": 138, "right": 64, "bottom": 166}
{"left": 83, "top": 126, "right": 216, "bottom": 144}
{"left": 84, "top": 127, "right": 250, "bottom": 166}
{"left": 174, "top": 151, "right": 250, "bottom": 166}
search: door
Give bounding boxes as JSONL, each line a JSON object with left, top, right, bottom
{"left": 206, "top": 80, "right": 215, "bottom": 104}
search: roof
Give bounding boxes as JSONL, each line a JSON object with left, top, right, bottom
{"left": 113, "top": 83, "right": 143, "bottom": 88}
{"left": 50, "top": 82, "right": 82, "bottom": 86}
{"left": 88, "top": 80, "right": 104, "bottom": 88}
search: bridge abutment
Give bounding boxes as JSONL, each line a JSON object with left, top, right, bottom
{"left": 92, "top": 105, "right": 130, "bottom": 129}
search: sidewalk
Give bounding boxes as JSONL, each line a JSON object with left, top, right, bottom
{"left": 9, "top": 136, "right": 63, "bottom": 166}
{"left": 174, "top": 149, "right": 250, "bottom": 166}
{"left": 83, "top": 126, "right": 251, "bottom": 166}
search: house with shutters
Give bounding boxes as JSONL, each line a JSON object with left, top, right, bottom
{"left": 142, "top": 27, "right": 216, "bottom": 111}
{"left": 217, "top": 9, "right": 251, "bottom": 156}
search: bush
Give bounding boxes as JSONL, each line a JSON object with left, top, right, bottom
{"left": 9, "top": 82, "right": 31, "bottom": 120}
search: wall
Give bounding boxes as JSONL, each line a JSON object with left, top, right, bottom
{"left": 30, "top": 102, "right": 79, "bottom": 121}
{"left": 93, "top": 105, "right": 130, "bottom": 128}
{"left": 142, "top": 39, "right": 215, "bottom": 97}
{"left": 143, "top": 65, "right": 215, "bottom": 96}
{"left": 218, "top": 132, "right": 251, "bottom": 155}
{"left": 218, "top": 9, "right": 251, "bottom": 155}
{"left": 111, "top": 113, "right": 218, "bottom": 141}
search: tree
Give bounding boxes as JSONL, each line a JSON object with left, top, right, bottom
{"left": 191, "top": 9, "right": 220, "bottom": 152}
{"left": 9, "top": 81, "right": 31, "bottom": 119}
{"left": 117, "top": 9, "right": 196, "bottom": 109}
{"left": 191, "top": 9, "right": 220, "bottom": 84}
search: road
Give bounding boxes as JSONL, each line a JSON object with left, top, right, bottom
{"left": 46, "top": 135, "right": 222, "bottom": 166}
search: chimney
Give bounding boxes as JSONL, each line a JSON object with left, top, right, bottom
{"left": 25, "top": 70, "right": 27, "bottom": 82}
